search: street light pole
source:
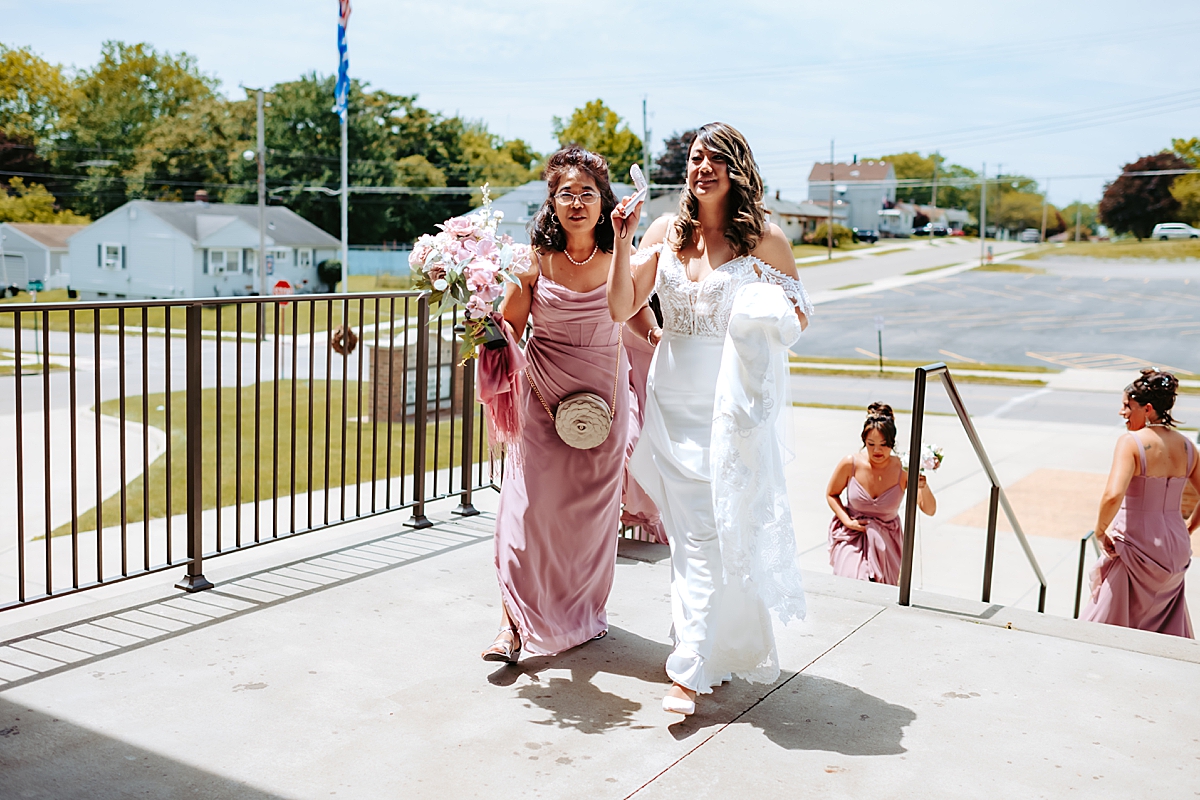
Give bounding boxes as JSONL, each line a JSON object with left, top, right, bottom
{"left": 979, "top": 162, "right": 988, "bottom": 266}
{"left": 827, "top": 139, "right": 834, "bottom": 261}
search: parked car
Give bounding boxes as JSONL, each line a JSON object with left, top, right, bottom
{"left": 1151, "top": 222, "right": 1200, "bottom": 240}
{"left": 949, "top": 229, "right": 967, "bottom": 237}
{"left": 930, "top": 223, "right": 949, "bottom": 237}
{"left": 912, "top": 224, "right": 930, "bottom": 236}
{"left": 1018, "top": 228, "right": 1041, "bottom": 243}
{"left": 853, "top": 228, "right": 879, "bottom": 244}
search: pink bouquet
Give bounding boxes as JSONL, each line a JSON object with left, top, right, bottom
{"left": 409, "top": 184, "right": 531, "bottom": 359}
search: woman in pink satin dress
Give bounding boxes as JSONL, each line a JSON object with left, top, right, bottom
{"left": 1082, "top": 370, "right": 1199, "bottom": 638}
{"left": 478, "top": 147, "right": 658, "bottom": 662}
{"left": 826, "top": 404, "right": 936, "bottom": 585}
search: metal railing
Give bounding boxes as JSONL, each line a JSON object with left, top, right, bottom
{"left": 1074, "top": 530, "right": 1100, "bottom": 619}
{"left": 898, "top": 363, "right": 1048, "bottom": 613}
{"left": 0, "top": 291, "right": 499, "bottom": 611}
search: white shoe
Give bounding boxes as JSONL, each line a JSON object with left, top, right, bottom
{"left": 662, "top": 694, "right": 695, "bottom": 715}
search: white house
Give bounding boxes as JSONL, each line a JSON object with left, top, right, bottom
{"left": 492, "top": 180, "right": 645, "bottom": 245}
{"left": 0, "top": 222, "right": 87, "bottom": 290}
{"left": 808, "top": 160, "right": 897, "bottom": 232}
{"left": 69, "top": 198, "right": 341, "bottom": 300}
{"left": 763, "top": 192, "right": 848, "bottom": 243}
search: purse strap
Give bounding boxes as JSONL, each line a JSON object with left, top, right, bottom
{"left": 525, "top": 326, "right": 623, "bottom": 422}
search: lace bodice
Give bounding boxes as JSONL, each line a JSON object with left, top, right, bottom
{"left": 641, "top": 245, "right": 813, "bottom": 339}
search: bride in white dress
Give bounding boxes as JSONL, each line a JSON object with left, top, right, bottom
{"left": 607, "top": 122, "right": 812, "bottom": 716}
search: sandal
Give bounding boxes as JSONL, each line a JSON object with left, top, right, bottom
{"left": 481, "top": 626, "right": 521, "bottom": 663}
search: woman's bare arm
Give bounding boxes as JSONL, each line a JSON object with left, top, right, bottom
{"left": 498, "top": 251, "right": 539, "bottom": 337}
{"left": 1095, "top": 435, "right": 1138, "bottom": 554}
{"left": 827, "top": 456, "right": 864, "bottom": 531}
{"left": 624, "top": 303, "right": 661, "bottom": 345}
{"left": 608, "top": 208, "right": 668, "bottom": 322}
{"left": 1187, "top": 440, "right": 1200, "bottom": 534}
{"left": 901, "top": 468, "right": 937, "bottom": 516}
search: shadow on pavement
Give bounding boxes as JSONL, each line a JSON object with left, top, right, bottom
{"left": 0, "top": 696, "right": 288, "bottom": 800}
{"left": 669, "top": 673, "right": 916, "bottom": 756}
{"left": 487, "top": 626, "right": 672, "bottom": 735}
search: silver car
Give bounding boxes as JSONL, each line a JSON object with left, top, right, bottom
{"left": 1151, "top": 222, "right": 1200, "bottom": 240}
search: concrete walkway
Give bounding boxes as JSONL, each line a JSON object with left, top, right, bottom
{"left": 0, "top": 494, "right": 1196, "bottom": 799}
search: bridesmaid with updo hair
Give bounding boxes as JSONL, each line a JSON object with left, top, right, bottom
{"left": 1082, "top": 369, "right": 1199, "bottom": 638}
{"left": 826, "top": 403, "right": 936, "bottom": 585}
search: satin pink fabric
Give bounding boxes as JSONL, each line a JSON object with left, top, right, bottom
{"left": 493, "top": 276, "right": 631, "bottom": 656}
{"left": 620, "top": 331, "right": 666, "bottom": 543}
{"left": 1082, "top": 435, "right": 1194, "bottom": 638}
{"left": 828, "top": 477, "right": 904, "bottom": 585}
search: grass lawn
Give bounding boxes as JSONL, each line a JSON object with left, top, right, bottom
{"left": 0, "top": 283, "right": 425, "bottom": 336}
{"left": 55, "top": 379, "right": 488, "bottom": 537}
{"left": 972, "top": 263, "right": 1046, "bottom": 274}
{"left": 788, "top": 365, "right": 1047, "bottom": 387}
{"left": 1020, "top": 239, "right": 1200, "bottom": 261}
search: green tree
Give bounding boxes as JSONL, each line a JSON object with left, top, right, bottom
{"left": 552, "top": 99, "right": 643, "bottom": 177}
{"left": 0, "top": 177, "right": 89, "bottom": 223}
{"left": 875, "top": 151, "right": 979, "bottom": 211}
{"left": 1170, "top": 137, "right": 1200, "bottom": 226}
{"left": 994, "top": 191, "right": 1049, "bottom": 233}
{"left": 1060, "top": 202, "right": 1097, "bottom": 236}
{"left": 651, "top": 129, "right": 696, "bottom": 185}
{"left": 0, "top": 45, "right": 75, "bottom": 144}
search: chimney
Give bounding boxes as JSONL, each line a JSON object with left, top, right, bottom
{"left": 775, "top": 190, "right": 780, "bottom": 200}
{"left": 853, "top": 154, "right": 858, "bottom": 165}
{"left": 194, "top": 189, "right": 210, "bottom": 204}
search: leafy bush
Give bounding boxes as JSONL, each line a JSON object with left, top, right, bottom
{"left": 805, "top": 223, "right": 856, "bottom": 247}
{"left": 317, "top": 259, "right": 342, "bottom": 292}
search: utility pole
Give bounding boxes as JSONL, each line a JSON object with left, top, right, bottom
{"left": 979, "top": 162, "right": 988, "bottom": 266}
{"left": 1074, "top": 203, "right": 1082, "bottom": 242}
{"left": 1039, "top": 177, "right": 1049, "bottom": 243}
{"left": 256, "top": 90, "right": 267, "bottom": 299}
{"left": 642, "top": 96, "right": 652, "bottom": 187}
{"left": 930, "top": 151, "right": 939, "bottom": 208}
{"left": 827, "top": 139, "right": 834, "bottom": 261}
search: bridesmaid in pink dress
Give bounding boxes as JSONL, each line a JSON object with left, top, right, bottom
{"left": 479, "top": 147, "right": 658, "bottom": 662}
{"left": 826, "top": 404, "right": 936, "bottom": 585}
{"left": 1082, "top": 370, "right": 1199, "bottom": 638}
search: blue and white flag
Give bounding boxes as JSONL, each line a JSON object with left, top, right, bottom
{"left": 334, "top": 0, "right": 352, "bottom": 120}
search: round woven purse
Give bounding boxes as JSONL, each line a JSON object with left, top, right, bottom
{"left": 525, "top": 328, "right": 623, "bottom": 450}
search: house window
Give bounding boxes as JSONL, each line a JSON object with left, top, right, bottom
{"left": 296, "top": 248, "right": 313, "bottom": 268}
{"left": 100, "top": 242, "right": 123, "bottom": 270}
{"left": 207, "top": 249, "right": 242, "bottom": 274}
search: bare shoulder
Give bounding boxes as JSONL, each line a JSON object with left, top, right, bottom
{"left": 752, "top": 224, "right": 799, "bottom": 278}
{"left": 642, "top": 214, "right": 673, "bottom": 248}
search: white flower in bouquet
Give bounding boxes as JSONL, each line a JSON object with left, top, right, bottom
{"left": 920, "top": 443, "right": 944, "bottom": 475}
{"left": 407, "top": 184, "right": 528, "bottom": 359}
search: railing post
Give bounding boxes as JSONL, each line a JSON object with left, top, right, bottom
{"left": 406, "top": 294, "right": 433, "bottom": 529}
{"left": 981, "top": 484, "right": 999, "bottom": 602}
{"left": 176, "top": 303, "right": 214, "bottom": 592}
{"left": 1074, "top": 531, "right": 1094, "bottom": 619}
{"left": 898, "top": 367, "right": 927, "bottom": 607}
{"left": 453, "top": 327, "right": 479, "bottom": 517}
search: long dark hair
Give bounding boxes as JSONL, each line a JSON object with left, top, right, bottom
{"left": 528, "top": 146, "right": 617, "bottom": 254}
{"left": 1126, "top": 368, "right": 1179, "bottom": 427}
{"left": 670, "top": 122, "right": 767, "bottom": 257}
{"left": 861, "top": 402, "right": 897, "bottom": 448}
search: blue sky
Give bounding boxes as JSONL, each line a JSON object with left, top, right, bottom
{"left": 6, "top": 0, "right": 1200, "bottom": 206}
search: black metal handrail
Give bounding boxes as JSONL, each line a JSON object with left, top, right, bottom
{"left": 1073, "top": 530, "right": 1100, "bottom": 619}
{"left": 898, "top": 362, "right": 1048, "bottom": 613}
{"left": 1, "top": 290, "right": 498, "bottom": 610}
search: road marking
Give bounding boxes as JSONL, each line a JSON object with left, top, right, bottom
{"left": 986, "top": 387, "right": 1053, "bottom": 419}
{"left": 938, "top": 349, "right": 983, "bottom": 364}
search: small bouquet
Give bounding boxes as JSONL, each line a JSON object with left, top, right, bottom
{"left": 409, "top": 184, "right": 531, "bottom": 360}
{"left": 920, "top": 443, "right": 945, "bottom": 475}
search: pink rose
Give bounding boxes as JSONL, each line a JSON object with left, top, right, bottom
{"left": 465, "top": 294, "right": 491, "bottom": 319}
{"left": 439, "top": 216, "right": 475, "bottom": 238}
{"left": 465, "top": 261, "right": 498, "bottom": 294}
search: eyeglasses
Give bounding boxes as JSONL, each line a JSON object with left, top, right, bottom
{"left": 554, "top": 191, "right": 600, "bottom": 206}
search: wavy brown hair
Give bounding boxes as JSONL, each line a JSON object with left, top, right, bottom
{"left": 528, "top": 146, "right": 617, "bottom": 254}
{"left": 670, "top": 122, "right": 767, "bottom": 257}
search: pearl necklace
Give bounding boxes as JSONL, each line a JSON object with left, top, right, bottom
{"left": 564, "top": 244, "right": 599, "bottom": 266}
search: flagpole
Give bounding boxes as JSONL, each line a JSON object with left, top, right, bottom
{"left": 340, "top": 117, "right": 348, "bottom": 292}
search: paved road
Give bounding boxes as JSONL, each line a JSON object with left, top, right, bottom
{"left": 796, "top": 261, "right": 1200, "bottom": 372}
{"left": 796, "top": 238, "right": 1027, "bottom": 294}
{"left": 790, "top": 372, "right": 1200, "bottom": 429}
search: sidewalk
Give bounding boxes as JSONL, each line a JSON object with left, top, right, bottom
{"left": 1, "top": 492, "right": 1196, "bottom": 799}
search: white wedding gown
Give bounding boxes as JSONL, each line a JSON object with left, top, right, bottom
{"left": 629, "top": 245, "right": 812, "bottom": 693}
